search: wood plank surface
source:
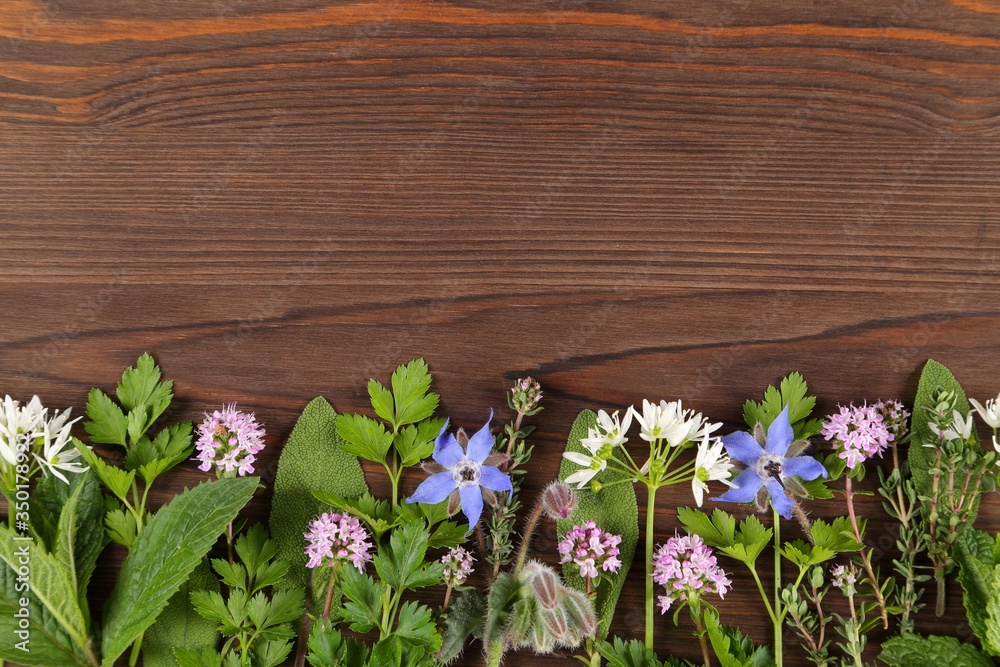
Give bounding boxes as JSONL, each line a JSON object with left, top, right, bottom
{"left": 2, "top": 0, "right": 1000, "bottom": 664}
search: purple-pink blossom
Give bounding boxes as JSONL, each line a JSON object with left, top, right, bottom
{"left": 822, "top": 403, "right": 893, "bottom": 469}
{"left": 874, "top": 399, "right": 910, "bottom": 442}
{"left": 195, "top": 404, "right": 265, "bottom": 476}
{"left": 304, "top": 512, "right": 373, "bottom": 571}
{"left": 558, "top": 520, "right": 623, "bottom": 581}
{"left": 441, "top": 546, "right": 476, "bottom": 587}
{"left": 652, "top": 533, "right": 731, "bottom": 614}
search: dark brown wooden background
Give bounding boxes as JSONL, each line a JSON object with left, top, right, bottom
{"left": 2, "top": 0, "right": 1000, "bottom": 664}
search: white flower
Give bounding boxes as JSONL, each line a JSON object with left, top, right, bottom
{"left": 0, "top": 395, "right": 46, "bottom": 466}
{"left": 34, "top": 408, "right": 86, "bottom": 484}
{"left": 563, "top": 451, "right": 607, "bottom": 489}
{"left": 691, "top": 437, "right": 734, "bottom": 507}
{"left": 630, "top": 399, "right": 721, "bottom": 448}
{"left": 929, "top": 409, "right": 975, "bottom": 442}
{"left": 970, "top": 394, "right": 1000, "bottom": 430}
{"left": 581, "top": 409, "right": 633, "bottom": 450}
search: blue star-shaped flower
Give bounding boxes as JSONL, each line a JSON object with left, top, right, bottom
{"left": 713, "top": 405, "right": 827, "bottom": 519}
{"left": 406, "top": 410, "right": 512, "bottom": 531}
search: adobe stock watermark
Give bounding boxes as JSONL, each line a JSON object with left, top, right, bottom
{"left": 10, "top": 444, "right": 34, "bottom": 654}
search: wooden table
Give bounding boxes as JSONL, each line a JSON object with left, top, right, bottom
{"left": 2, "top": 1, "right": 999, "bottom": 664}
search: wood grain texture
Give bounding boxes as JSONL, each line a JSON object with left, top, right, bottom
{"left": 1, "top": 0, "right": 999, "bottom": 664}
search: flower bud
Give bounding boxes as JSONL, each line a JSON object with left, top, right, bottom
{"left": 521, "top": 561, "right": 560, "bottom": 610}
{"left": 541, "top": 482, "right": 576, "bottom": 520}
{"left": 510, "top": 377, "right": 543, "bottom": 413}
{"left": 560, "top": 587, "right": 597, "bottom": 639}
{"left": 541, "top": 607, "right": 569, "bottom": 640}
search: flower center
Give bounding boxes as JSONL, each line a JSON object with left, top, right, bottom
{"left": 756, "top": 453, "right": 783, "bottom": 480}
{"left": 452, "top": 458, "right": 482, "bottom": 487}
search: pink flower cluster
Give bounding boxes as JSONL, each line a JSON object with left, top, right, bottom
{"left": 441, "top": 546, "right": 476, "bottom": 587}
{"left": 304, "top": 512, "right": 373, "bottom": 571}
{"left": 510, "top": 377, "right": 543, "bottom": 413}
{"left": 195, "top": 404, "right": 266, "bottom": 476}
{"left": 874, "top": 399, "right": 910, "bottom": 442}
{"left": 652, "top": 533, "right": 731, "bottom": 614}
{"left": 558, "top": 520, "right": 623, "bottom": 581}
{"left": 822, "top": 403, "right": 894, "bottom": 469}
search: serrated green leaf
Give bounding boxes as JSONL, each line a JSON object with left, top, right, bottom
{"left": 394, "top": 419, "right": 446, "bottom": 468}
{"left": 879, "top": 633, "right": 994, "bottom": 667}
{"left": 394, "top": 601, "right": 441, "bottom": 651}
{"left": 428, "top": 520, "right": 468, "bottom": 550}
{"left": 390, "top": 359, "right": 439, "bottom": 427}
{"left": 84, "top": 388, "right": 127, "bottom": 447}
{"left": 143, "top": 559, "right": 221, "bottom": 667}
{"left": 151, "top": 421, "right": 195, "bottom": 463}
{"left": 986, "top": 564, "right": 1000, "bottom": 656}
{"left": 75, "top": 443, "right": 134, "bottom": 501}
{"left": 742, "top": 373, "right": 819, "bottom": 440}
{"left": 101, "top": 476, "right": 259, "bottom": 666}
{"left": 956, "top": 528, "right": 998, "bottom": 652}
{"left": 337, "top": 413, "right": 393, "bottom": 463}
{"left": 373, "top": 522, "right": 443, "bottom": 592}
{"left": 677, "top": 507, "right": 736, "bottom": 549}
{"left": 370, "top": 636, "right": 403, "bottom": 667}
{"left": 811, "top": 517, "right": 863, "bottom": 555}
{"left": 557, "top": 409, "right": 638, "bottom": 639}
{"left": 0, "top": 552, "right": 92, "bottom": 667}
{"left": 368, "top": 378, "right": 396, "bottom": 424}
{"left": 0, "top": 525, "right": 92, "bottom": 660}
{"left": 269, "top": 397, "right": 368, "bottom": 590}
{"left": 105, "top": 507, "right": 137, "bottom": 548}
{"left": 174, "top": 646, "right": 224, "bottom": 667}
{"left": 437, "top": 589, "right": 486, "bottom": 663}
{"left": 116, "top": 353, "right": 173, "bottom": 424}
{"left": 306, "top": 621, "right": 371, "bottom": 667}
{"left": 339, "top": 566, "right": 384, "bottom": 633}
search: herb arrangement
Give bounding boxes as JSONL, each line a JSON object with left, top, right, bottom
{"left": 0, "top": 355, "right": 998, "bottom": 667}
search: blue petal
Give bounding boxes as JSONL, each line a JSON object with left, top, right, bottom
{"left": 714, "top": 468, "right": 763, "bottom": 504}
{"left": 432, "top": 430, "right": 463, "bottom": 470}
{"left": 766, "top": 479, "right": 795, "bottom": 519}
{"left": 465, "top": 409, "right": 495, "bottom": 464}
{"left": 479, "top": 466, "right": 512, "bottom": 493}
{"left": 721, "top": 431, "right": 764, "bottom": 467}
{"left": 765, "top": 405, "right": 794, "bottom": 456}
{"left": 459, "top": 483, "right": 484, "bottom": 531}
{"left": 783, "top": 456, "right": 827, "bottom": 481}
{"left": 406, "top": 472, "right": 456, "bottom": 505}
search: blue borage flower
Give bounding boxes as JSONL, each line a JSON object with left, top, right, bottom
{"left": 406, "top": 410, "right": 512, "bottom": 531}
{"left": 713, "top": 405, "right": 826, "bottom": 519}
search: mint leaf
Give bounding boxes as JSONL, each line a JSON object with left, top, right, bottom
{"left": 84, "top": 388, "right": 127, "bottom": 447}
{"left": 956, "top": 528, "right": 998, "bottom": 652}
{"left": 879, "top": 634, "right": 993, "bottom": 667}
{"left": 101, "top": 476, "right": 259, "bottom": 666}
{"left": 390, "top": 359, "right": 439, "bottom": 427}
{"left": 143, "top": 559, "right": 220, "bottom": 667}
{"left": 337, "top": 413, "right": 393, "bottom": 464}
{"left": 557, "top": 410, "right": 638, "bottom": 639}
{"left": 269, "top": 398, "right": 368, "bottom": 590}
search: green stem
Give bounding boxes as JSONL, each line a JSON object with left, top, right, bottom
{"left": 644, "top": 483, "right": 658, "bottom": 649}
{"left": 773, "top": 509, "right": 783, "bottom": 667}
{"left": 486, "top": 640, "right": 504, "bottom": 667}
{"left": 128, "top": 632, "right": 143, "bottom": 667}
{"left": 748, "top": 567, "right": 776, "bottom": 619}
{"left": 514, "top": 502, "right": 545, "bottom": 573}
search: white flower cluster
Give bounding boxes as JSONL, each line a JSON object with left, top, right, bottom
{"left": 0, "top": 395, "right": 87, "bottom": 485}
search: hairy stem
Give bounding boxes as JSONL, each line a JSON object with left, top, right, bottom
{"left": 514, "top": 502, "right": 545, "bottom": 574}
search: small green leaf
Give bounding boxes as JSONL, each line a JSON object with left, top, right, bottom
{"left": 101, "top": 477, "right": 259, "bottom": 666}
{"left": 373, "top": 523, "right": 443, "bottom": 592}
{"left": 368, "top": 379, "right": 396, "bottom": 424}
{"left": 84, "top": 388, "right": 127, "bottom": 447}
{"left": 394, "top": 601, "right": 441, "bottom": 651}
{"left": 677, "top": 507, "right": 736, "bottom": 549}
{"left": 389, "top": 359, "right": 439, "bottom": 427}
{"left": 811, "top": 517, "right": 863, "bottom": 555}
{"left": 116, "top": 353, "right": 173, "bottom": 423}
{"left": 437, "top": 590, "right": 486, "bottom": 663}
{"left": 339, "top": 567, "right": 384, "bottom": 633}
{"left": 75, "top": 443, "right": 134, "bottom": 501}
{"left": 337, "top": 414, "right": 393, "bottom": 463}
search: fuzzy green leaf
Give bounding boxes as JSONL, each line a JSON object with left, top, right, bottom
{"left": 143, "top": 559, "right": 221, "bottom": 667}
{"left": 437, "top": 590, "right": 486, "bottom": 663}
{"left": 84, "top": 388, "right": 127, "bottom": 447}
{"left": 557, "top": 409, "right": 638, "bottom": 639}
{"left": 879, "top": 634, "right": 994, "bottom": 667}
{"left": 956, "top": 528, "right": 998, "bottom": 652}
{"left": 909, "top": 360, "right": 972, "bottom": 500}
{"left": 101, "top": 476, "right": 259, "bottom": 666}
{"left": 269, "top": 397, "right": 368, "bottom": 590}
